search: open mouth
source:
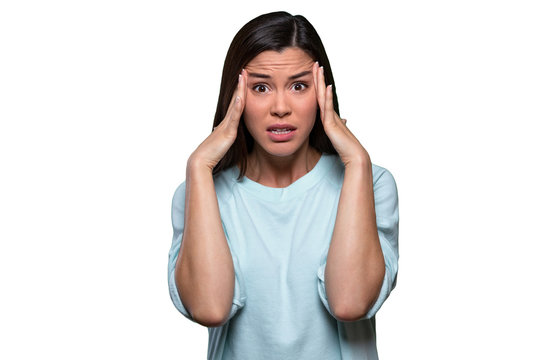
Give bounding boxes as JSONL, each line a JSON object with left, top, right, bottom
{"left": 266, "top": 126, "right": 297, "bottom": 141}
{"left": 269, "top": 128, "right": 294, "bottom": 134}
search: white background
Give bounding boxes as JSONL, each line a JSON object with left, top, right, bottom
{"left": 1, "top": 0, "right": 539, "bottom": 359}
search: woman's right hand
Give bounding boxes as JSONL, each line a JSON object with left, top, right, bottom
{"left": 188, "top": 69, "right": 248, "bottom": 172}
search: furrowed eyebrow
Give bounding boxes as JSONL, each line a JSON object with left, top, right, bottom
{"left": 248, "top": 70, "right": 312, "bottom": 80}
{"left": 288, "top": 70, "right": 312, "bottom": 80}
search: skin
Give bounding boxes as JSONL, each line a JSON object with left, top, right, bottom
{"left": 176, "top": 46, "right": 385, "bottom": 326}
{"left": 311, "top": 60, "right": 386, "bottom": 321}
{"left": 242, "top": 47, "right": 321, "bottom": 187}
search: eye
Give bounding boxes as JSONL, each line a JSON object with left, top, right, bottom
{"left": 292, "top": 82, "right": 308, "bottom": 92}
{"left": 253, "top": 84, "right": 269, "bottom": 93}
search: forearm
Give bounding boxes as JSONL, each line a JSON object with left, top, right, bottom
{"left": 324, "top": 158, "right": 385, "bottom": 321}
{"left": 175, "top": 157, "right": 235, "bottom": 327}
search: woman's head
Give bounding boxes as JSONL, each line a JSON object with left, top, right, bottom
{"left": 212, "top": 11, "right": 339, "bottom": 177}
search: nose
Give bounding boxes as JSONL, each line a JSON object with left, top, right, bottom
{"left": 270, "top": 91, "right": 291, "bottom": 118}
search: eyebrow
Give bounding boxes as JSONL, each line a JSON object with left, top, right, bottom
{"left": 248, "top": 70, "right": 312, "bottom": 80}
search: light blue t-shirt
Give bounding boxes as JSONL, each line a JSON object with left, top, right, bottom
{"left": 168, "top": 152, "right": 399, "bottom": 359}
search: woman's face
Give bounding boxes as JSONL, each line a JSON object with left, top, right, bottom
{"left": 243, "top": 47, "right": 318, "bottom": 158}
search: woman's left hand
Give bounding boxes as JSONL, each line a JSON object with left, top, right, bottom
{"left": 312, "top": 62, "right": 371, "bottom": 169}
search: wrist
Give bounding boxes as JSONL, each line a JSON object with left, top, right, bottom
{"left": 343, "top": 154, "right": 372, "bottom": 172}
{"left": 187, "top": 155, "right": 214, "bottom": 177}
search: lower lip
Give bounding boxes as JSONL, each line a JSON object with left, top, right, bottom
{"left": 267, "top": 129, "right": 296, "bottom": 141}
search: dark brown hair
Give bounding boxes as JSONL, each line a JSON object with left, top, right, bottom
{"left": 212, "top": 11, "right": 339, "bottom": 179}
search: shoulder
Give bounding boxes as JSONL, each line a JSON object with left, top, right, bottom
{"left": 171, "top": 181, "right": 187, "bottom": 229}
{"left": 371, "top": 164, "right": 399, "bottom": 221}
{"left": 170, "top": 166, "right": 237, "bottom": 223}
{"left": 172, "top": 181, "right": 186, "bottom": 208}
{"left": 323, "top": 154, "right": 397, "bottom": 192}
{"left": 323, "top": 154, "right": 346, "bottom": 188}
{"left": 213, "top": 166, "right": 238, "bottom": 203}
{"left": 172, "top": 165, "right": 238, "bottom": 206}
{"left": 372, "top": 164, "right": 398, "bottom": 197}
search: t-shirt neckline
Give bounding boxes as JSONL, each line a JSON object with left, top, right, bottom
{"left": 230, "top": 152, "right": 334, "bottom": 202}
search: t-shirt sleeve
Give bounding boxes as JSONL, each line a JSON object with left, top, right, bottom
{"left": 167, "top": 181, "right": 247, "bottom": 324}
{"left": 317, "top": 167, "right": 399, "bottom": 320}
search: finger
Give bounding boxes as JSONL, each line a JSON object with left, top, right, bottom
{"left": 312, "top": 61, "right": 319, "bottom": 94}
{"left": 313, "top": 62, "right": 324, "bottom": 119}
{"left": 324, "top": 84, "right": 334, "bottom": 125}
{"left": 224, "top": 75, "right": 241, "bottom": 118}
{"left": 317, "top": 65, "right": 327, "bottom": 119}
{"left": 223, "top": 70, "right": 246, "bottom": 128}
{"left": 231, "top": 69, "right": 246, "bottom": 124}
{"left": 242, "top": 68, "right": 248, "bottom": 103}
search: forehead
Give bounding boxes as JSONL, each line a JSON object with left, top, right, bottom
{"left": 245, "top": 47, "right": 314, "bottom": 75}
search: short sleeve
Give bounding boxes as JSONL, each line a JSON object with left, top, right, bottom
{"left": 167, "top": 181, "right": 247, "bottom": 324}
{"left": 317, "top": 167, "right": 399, "bottom": 320}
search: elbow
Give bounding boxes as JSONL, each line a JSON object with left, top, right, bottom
{"left": 329, "top": 273, "right": 385, "bottom": 322}
{"left": 177, "top": 275, "right": 233, "bottom": 327}
{"left": 189, "top": 306, "right": 230, "bottom": 328}
{"left": 331, "top": 301, "right": 372, "bottom": 322}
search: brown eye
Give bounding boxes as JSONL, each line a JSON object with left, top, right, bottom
{"left": 253, "top": 85, "right": 268, "bottom": 93}
{"left": 293, "top": 83, "right": 307, "bottom": 91}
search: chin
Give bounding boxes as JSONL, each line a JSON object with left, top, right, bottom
{"left": 255, "top": 141, "right": 308, "bottom": 158}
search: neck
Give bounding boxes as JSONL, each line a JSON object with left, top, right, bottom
{"left": 244, "top": 144, "right": 322, "bottom": 188}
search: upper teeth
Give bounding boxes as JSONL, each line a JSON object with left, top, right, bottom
{"left": 271, "top": 129, "right": 292, "bottom": 134}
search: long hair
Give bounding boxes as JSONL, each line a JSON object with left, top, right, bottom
{"left": 212, "top": 11, "right": 339, "bottom": 179}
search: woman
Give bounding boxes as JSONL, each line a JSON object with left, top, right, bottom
{"left": 168, "top": 11, "right": 399, "bottom": 360}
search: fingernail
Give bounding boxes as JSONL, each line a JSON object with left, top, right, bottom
{"left": 235, "top": 96, "right": 240, "bottom": 103}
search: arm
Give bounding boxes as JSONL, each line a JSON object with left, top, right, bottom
{"left": 324, "top": 158, "right": 385, "bottom": 321}
{"left": 174, "top": 160, "right": 235, "bottom": 327}
{"left": 170, "top": 70, "right": 248, "bottom": 327}
{"left": 312, "top": 62, "right": 399, "bottom": 322}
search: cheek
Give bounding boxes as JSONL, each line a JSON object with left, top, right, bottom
{"left": 243, "top": 95, "right": 266, "bottom": 123}
{"left": 295, "top": 95, "right": 318, "bottom": 122}
{"left": 243, "top": 95, "right": 267, "bottom": 136}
